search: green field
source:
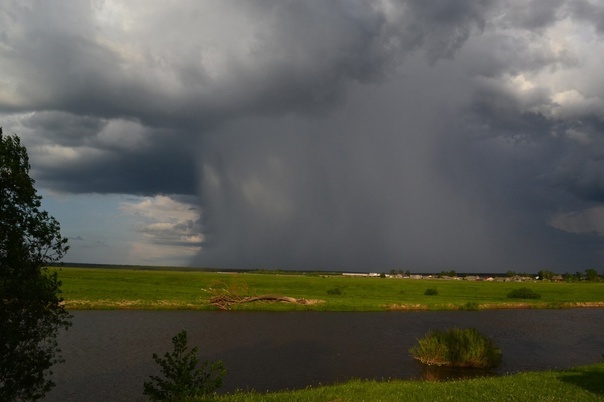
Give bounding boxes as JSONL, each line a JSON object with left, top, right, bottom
{"left": 56, "top": 267, "right": 604, "bottom": 311}
{"left": 202, "top": 363, "right": 604, "bottom": 401}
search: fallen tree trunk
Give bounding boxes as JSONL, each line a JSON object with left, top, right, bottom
{"left": 210, "top": 294, "right": 322, "bottom": 310}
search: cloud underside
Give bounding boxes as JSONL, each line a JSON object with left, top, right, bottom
{"left": 2, "top": 1, "right": 604, "bottom": 271}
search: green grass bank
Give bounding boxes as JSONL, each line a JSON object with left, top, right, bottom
{"left": 56, "top": 267, "right": 604, "bottom": 311}
{"left": 200, "top": 363, "right": 604, "bottom": 401}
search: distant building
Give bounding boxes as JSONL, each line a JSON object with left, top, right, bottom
{"left": 342, "top": 272, "right": 380, "bottom": 277}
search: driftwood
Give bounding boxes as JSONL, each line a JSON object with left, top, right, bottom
{"left": 210, "top": 294, "right": 322, "bottom": 310}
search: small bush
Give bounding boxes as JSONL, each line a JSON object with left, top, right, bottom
{"left": 424, "top": 288, "right": 438, "bottom": 296}
{"left": 143, "top": 330, "right": 226, "bottom": 401}
{"left": 461, "top": 301, "right": 479, "bottom": 311}
{"left": 327, "top": 287, "right": 342, "bottom": 295}
{"left": 507, "top": 287, "right": 541, "bottom": 299}
{"left": 409, "top": 328, "right": 502, "bottom": 369}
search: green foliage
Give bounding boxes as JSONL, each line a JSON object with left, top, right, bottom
{"left": 507, "top": 287, "right": 541, "bottom": 299}
{"left": 538, "top": 270, "right": 554, "bottom": 280}
{"left": 585, "top": 268, "right": 599, "bottom": 282}
{"left": 0, "top": 129, "right": 71, "bottom": 401}
{"left": 326, "top": 287, "right": 342, "bottom": 295}
{"left": 144, "top": 330, "right": 226, "bottom": 401}
{"left": 409, "top": 328, "right": 502, "bottom": 369}
{"left": 424, "top": 288, "right": 438, "bottom": 296}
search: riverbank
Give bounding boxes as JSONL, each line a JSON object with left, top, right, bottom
{"left": 56, "top": 267, "right": 604, "bottom": 311}
{"left": 203, "top": 362, "right": 604, "bottom": 402}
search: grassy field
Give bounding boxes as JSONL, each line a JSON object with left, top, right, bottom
{"left": 201, "top": 363, "right": 604, "bottom": 401}
{"left": 56, "top": 267, "right": 604, "bottom": 311}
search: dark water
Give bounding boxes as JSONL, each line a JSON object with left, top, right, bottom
{"left": 44, "top": 309, "right": 604, "bottom": 401}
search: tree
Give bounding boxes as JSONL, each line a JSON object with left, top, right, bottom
{"left": 585, "top": 268, "right": 599, "bottom": 282}
{"left": 144, "top": 330, "right": 226, "bottom": 401}
{"left": 0, "top": 128, "right": 71, "bottom": 401}
{"left": 537, "top": 270, "right": 554, "bottom": 281}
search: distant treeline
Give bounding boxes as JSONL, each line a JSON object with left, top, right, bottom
{"left": 53, "top": 263, "right": 602, "bottom": 281}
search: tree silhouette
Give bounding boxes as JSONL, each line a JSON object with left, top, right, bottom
{"left": 0, "top": 128, "right": 71, "bottom": 400}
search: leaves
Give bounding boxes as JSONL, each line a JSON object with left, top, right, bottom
{"left": 0, "top": 129, "right": 72, "bottom": 400}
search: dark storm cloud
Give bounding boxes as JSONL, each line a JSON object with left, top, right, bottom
{"left": 1, "top": 0, "right": 495, "bottom": 196}
{"left": 497, "top": 0, "right": 566, "bottom": 30}
{"left": 3, "top": 1, "right": 604, "bottom": 271}
{"left": 195, "top": 84, "right": 507, "bottom": 271}
{"left": 389, "top": 0, "right": 492, "bottom": 62}
{"left": 569, "top": 0, "right": 604, "bottom": 33}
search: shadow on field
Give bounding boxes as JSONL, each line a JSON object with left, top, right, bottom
{"left": 558, "top": 365, "right": 604, "bottom": 396}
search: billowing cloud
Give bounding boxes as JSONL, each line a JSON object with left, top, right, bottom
{"left": 2, "top": 1, "right": 604, "bottom": 271}
{"left": 120, "top": 195, "right": 202, "bottom": 265}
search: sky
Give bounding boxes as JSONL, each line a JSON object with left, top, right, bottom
{"left": 2, "top": 0, "right": 604, "bottom": 273}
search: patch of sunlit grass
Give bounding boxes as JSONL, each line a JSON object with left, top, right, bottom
{"left": 201, "top": 363, "right": 604, "bottom": 402}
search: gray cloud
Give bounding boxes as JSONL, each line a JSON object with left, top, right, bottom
{"left": 2, "top": 0, "right": 496, "bottom": 196}
{"left": 2, "top": 1, "right": 604, "bottom": 271}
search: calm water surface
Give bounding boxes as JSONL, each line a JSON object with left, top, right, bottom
{"left": 44, "top": 309, "right": 604, "bottom": 401}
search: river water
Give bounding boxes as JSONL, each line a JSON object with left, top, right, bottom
{"left": 44, "top": 309, "right": 604, "bottom": 401}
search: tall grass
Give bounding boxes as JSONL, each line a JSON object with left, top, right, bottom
{"left": 409, "top": 328, "right": 502, "bottom": 369}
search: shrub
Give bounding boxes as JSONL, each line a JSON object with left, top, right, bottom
{"left": 424, "top": 288, "right": 438, "bottom": 296}
{"left": 507, "top": 287, "right": 541, "bottom": 299}
{"left": 409, "top": 328, "right": 502, "bottom": 369}
{"left": 461, "top": 301, "right": 480, "bottom": 311}
{"left": 327, "top": 287, "right": 342, "bottom": 295}
{"left": 143, "top": 330, "right": 226, "bottom": 401}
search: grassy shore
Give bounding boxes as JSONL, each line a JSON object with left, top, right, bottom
{"left": 56, "top": 267, "right": 604, "bottom": 311}
{"left": 200, "top": 363, "right": 604, "bottom": 401}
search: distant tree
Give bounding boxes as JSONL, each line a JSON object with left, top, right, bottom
{"left": 537, "top": 270, "right": 554, "bottom": 280}
{"left": 585, "top": 268, "right": 599, "bottom": 282}
{"left": 506, "top": 270, "right": 516, "bottom": 277}
{"left": 562, "top": 273, "right": 576, "bottom": 282}
{"left": 0, "top": 129, "right": 71, "bottom": 400}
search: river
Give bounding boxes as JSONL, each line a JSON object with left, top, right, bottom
{"left": 44, "top": 309, "right": 604, "bottom": 401}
